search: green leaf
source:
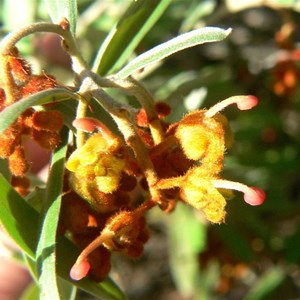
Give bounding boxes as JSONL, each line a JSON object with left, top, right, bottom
{"left": 23, "top": 254, "right": 39, "bottom": 281}
{"left": 244, "top": 266, "right": 286, "bottom": 300}
{"left": 0, "top": 158, "right": 10, "bottom": 181}
{"left": 93, "top": 0, "right": 172, "bottom": 75}
{"left": 0, "top": 88, "right": 79, "bottom": 135}
{"left": 168, "top": 203, "right": 206, "bottom": 297}
{"left": 20, "top": 282, "right": 40, "bottom": 300}
{"left": 44, "top": 0, "right": 77, "bottom": 35}
{"left": 117, "top": 26, "right": 231, "bottom": 78}
{"left": 36, "top": 130, "right": 68, "bottom": 300}
{"left": 0, "top": 174, "right": 38, "bottom": 259}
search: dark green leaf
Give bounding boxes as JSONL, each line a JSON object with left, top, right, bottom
{"left": 93, "top": 0, "right": 172, "bottom": 75}
{"left": 0, "top": 174, "right": 38, "bottom": 258}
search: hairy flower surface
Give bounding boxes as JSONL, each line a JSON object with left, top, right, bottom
{"left": 154, "top": 96, "right": 265, "bottom": 223}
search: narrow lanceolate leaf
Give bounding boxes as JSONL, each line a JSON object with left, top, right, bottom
{"left": 93, "top": 0, "right": 172, "bottom": 75}
{"left": 36, "top": 130, "right": 68, "bottom": 300}
{"left": 0, "top": 88, "right": 79, "bottom": 135}
{"left": 117, "top": 27, "right": 232, "bottom": 79}
{"left": 44, "top": 0, "right": 77, "bottom": 34}
{"left": 0, "top": 174, "right": 38, "bottom": 259}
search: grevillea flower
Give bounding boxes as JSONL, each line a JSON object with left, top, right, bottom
{"left": 67, "top": 95, "right": 265, "bottom": 281}
{"left": 66, "top": 133, "right": 126, "bottom": 205}
{"left": 155, "top": 95, "right": 265, "bottom": 223}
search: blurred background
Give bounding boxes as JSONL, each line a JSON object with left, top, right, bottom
{"left": 1, "top": 0, "right": 300, "bottom": 299}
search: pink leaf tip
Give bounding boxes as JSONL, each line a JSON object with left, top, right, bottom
{"left": 70, "top": 259, "right": 90, "bottom": 281}
{"left": 236, "top": 96, "right": 259, "bottom": 110}
{"left": 243, "top": 187, "right": 266, "bottom": 206}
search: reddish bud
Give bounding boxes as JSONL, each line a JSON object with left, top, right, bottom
{"left": 70, "top": 259, "right": 91, "bottom": 281}
{"left": 60, "top": 18, "right": 70, "bottom": 30}
{"left": 205, "top": 95, "right": 259, "bottom": 118}
{"left": 243, "top": 187, "right": 266, "bottom": 206}
{"left": 213, "top": 179, "right": 266, "bottom": 206}
{"left": 154, "top": 101, "right": 171, "bottom": 118}
{"left": 72, "top": 118, "right": 102, "bottom": 133}
{"left": 236, "top": 96, "right": 259, "bottom": 110}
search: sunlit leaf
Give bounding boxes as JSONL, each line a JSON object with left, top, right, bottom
{"left": 36, "top": 130, "right": 68, "bottom": 300}
{"left": 93, "top": 0, "right": 172, "bottom": 75}
{"left": 117, "top": 26, "right": 231, "bottom": 78}
{"left": 20, "top": 282, "right": 40, "bottom": 300}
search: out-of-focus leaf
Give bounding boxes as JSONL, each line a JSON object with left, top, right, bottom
{"left": 116, "top": 27, "right": 231, "bottom": 78}
{"left": 44, "top": 0, "right": 77, "bottom": 34}
{"left": 20, "top": 282, "right": 40, "bottom": 300}
{"left": 0, "top": 174, "right": 38, "bottom": 259}
{"left": 36, "top": 130, "right": 68, "bottom": 300}
{"left": 244, "top": 266, "right": 286, "bottom": 300}
{"left": 168, "top": 203, "right": 206, "bottom": 297}
{"left": 93, "top": 0, "right": 172, "bottom": 75}
{"left": 180, "top": 1, "right": 217, "bottom": 32}
{"left": 2, "top": 0, "right": 37, "bottom": 53}
{"left": 0, "top": 88, "right": 79, "bottom": 135}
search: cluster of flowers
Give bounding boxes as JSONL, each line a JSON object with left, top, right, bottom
{"left": 64, "top": 97, "right": 265, "bottom": 281}
{"left": 0, "top": 44, "right": 265, "bottom": 283}
{"left": 0, "top": 47, "right": 63, "bottom": 195}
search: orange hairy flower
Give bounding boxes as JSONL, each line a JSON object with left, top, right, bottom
{"left": 31, "top": 110, "right": 64, "bottom": 132}
{"left": 21, "top": 74, "right": 57, "bottom": 96}
{"left": 8, "top": 145, "right": 29, "bottom": 177}
{"left": 154, "top": 95, "right": 264, "bottom": 223}
{"left": 7, "top": 47, "right": 32, "bottom": 81}
{"left": 32, "top": 129, "right": 61, "bottom": 150}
